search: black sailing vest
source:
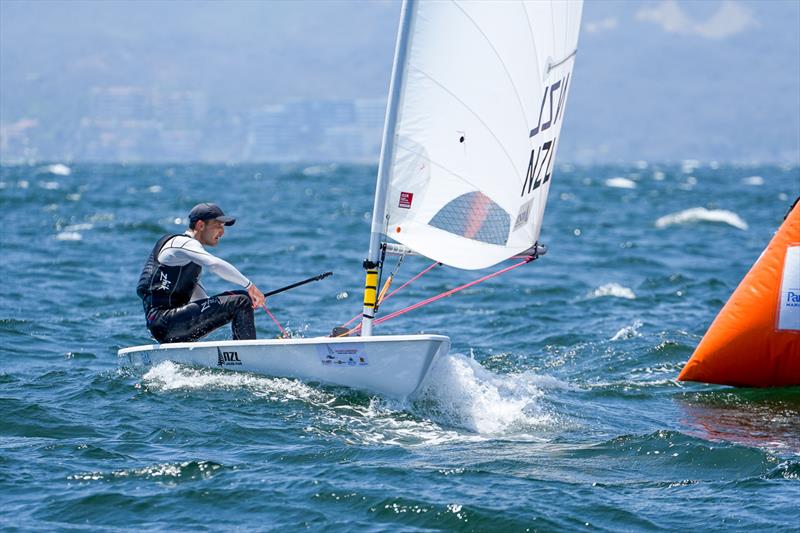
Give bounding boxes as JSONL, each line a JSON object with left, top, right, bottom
{"left": 136, "top": 234, "right": 203, "bottom": 311}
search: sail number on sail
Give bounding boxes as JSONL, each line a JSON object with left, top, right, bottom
{"left": 520, "top": 73, "right": 570, "bottom": 197}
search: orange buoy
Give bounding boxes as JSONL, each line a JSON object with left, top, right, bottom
{"left": 678, "top": 199, "right": 800, "bottom": 387}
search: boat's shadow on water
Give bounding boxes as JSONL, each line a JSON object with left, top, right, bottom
{"left": 676, "top": 387, "right": 800, "bottom": 455}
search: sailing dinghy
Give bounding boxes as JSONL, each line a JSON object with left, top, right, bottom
{"left": 119, "top": 0, "right": 584, "bottom": 399}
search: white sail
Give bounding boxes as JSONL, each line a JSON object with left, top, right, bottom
{"left": 383, "top": 0, "right": 583, "bottom": 270}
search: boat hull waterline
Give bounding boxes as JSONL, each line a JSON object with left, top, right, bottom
{"left": 119, "top": 334, "right": 451, "bottom": 399}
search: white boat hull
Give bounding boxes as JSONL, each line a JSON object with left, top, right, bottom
{"left": 118, "top": 334, "right": 450, "bottom": 399}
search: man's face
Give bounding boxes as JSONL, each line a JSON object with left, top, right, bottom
{"left": 196, "top": 219, "right": 226, "bottom": 247}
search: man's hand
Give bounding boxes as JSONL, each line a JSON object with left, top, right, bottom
{"left": 247, "top": 283, "right": 266, "bottom": 309}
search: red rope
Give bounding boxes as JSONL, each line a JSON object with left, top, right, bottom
{"left": 339, "top": 260, "right": 441, "bottom": 329}
{"left": 382, "top": 261, "right": 440, "bottom": 302}
{"left": 262, "top": 304, "right": 288, "bottom": 337}
{"left": 372, "top": 257, "right": 532, "bottom": 326}
{"left": 342, "top": 257, "right": 533, "bottom": 334}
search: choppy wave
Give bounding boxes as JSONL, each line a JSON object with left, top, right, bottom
{"left": 56, "top": 232, "right": 82, "bottom": 241}
{"left": 611, "top": 320, "right": 643, "bottom": 341}
{"left": 605, "top": 177, "right": 636, "bottom": 189}
{"left": 62, "top": 223, "right": 93, "bottom": 232}
{"left": 655, "top": 207, "right": 748, "bottom": 230}
{"left": 68, "top": 460, "right": 223, "bottom": 482}
{"left": 4, "top": 162, "right": 799, "bottom": 530}
{"left": 590, "top": 283, "right": 636, "bottom": 300}
{"left": 742, "top": 175, "right": 764, "bottom": 185}
{"left": 37, "top": 163, "right": 71, "bottom": 176}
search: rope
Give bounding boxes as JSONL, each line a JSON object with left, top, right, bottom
{"left": 338, "top": 260, "right": 440, "bottom": 330}
{"left": 340, "top": 311, "right": 363, "bottom": 329}
{"left": 377, "top": 253, "right": 406, "bottom": 306}
{"left": 262, "top": 304, "right": 288, "bottom": 337}
{"left": 342, "top": 256, "right": 534, "bottom": 335}
{"left": 373, "top": 257, "right": 533, "bottom": 327}
{"left": 382, "top": 260, "right": 440, "bottom": 303}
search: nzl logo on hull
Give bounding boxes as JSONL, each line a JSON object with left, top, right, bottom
{"left": 217, "top": 347, "right": 242, "bottom": 366}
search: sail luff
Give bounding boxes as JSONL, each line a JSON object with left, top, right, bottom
{"left": 361, "top": 0, "right": 417, "bottom": 337}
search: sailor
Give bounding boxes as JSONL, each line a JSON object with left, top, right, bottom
{"left": 136, "top": 203, "right": 266, "bottom": 343}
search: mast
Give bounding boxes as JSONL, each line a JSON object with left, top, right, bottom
{"left": 361, "top": 0, "right": 416, "bottom": 337}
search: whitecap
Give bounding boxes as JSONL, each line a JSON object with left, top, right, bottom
{"left": 302, "top": 164, "right": 336, "bottom": 176}
{"left": 66, "top": 193, "right": 81, "bottom": 201}
{"left": 89, "top": 212, "right": 114, "bottom": 222}
{"left": 681, "top": 159, "right": 700, "bottom": 174}
{"left": 56, "top": 231, "right": 82, "bottom": 241}
{"left": 590, "top": 283, "right": 636, "bottom": 300}
{"left": 611, "top": 320, "right": 643, "bottom": 341}
{"left": 42, "top": 163, "right": 71, "bottom": 176}
{"left": 64, "top": 223, "right": 93, "bottom": 231}
{"left": 605, "top": 177, "right": 636, "bottom": 189}
{"left": 742, "top": 175, "right": 764, "bottom": 186}
{"left": 678, "top": 176, "right": 698, "bottom": 190}
{"left": 411, "top": 354, "right": 561, "bottom": 435}
{"left": 147, "top": 185, "right": 162, "bottom": 193}
{"left": 655, "top": 207, "right": 748, "bottom": 230}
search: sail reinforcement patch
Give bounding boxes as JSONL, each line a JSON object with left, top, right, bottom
{"left": 428, "top": 191, "right": 510, "bottom": 245}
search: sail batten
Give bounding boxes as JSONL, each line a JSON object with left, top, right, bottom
{"left": 382, "top": 0, "right": 583, "bottom": 270}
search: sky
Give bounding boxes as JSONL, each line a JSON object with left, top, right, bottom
{"left": 0, "top": 0, "right": 798, "bottom": 163}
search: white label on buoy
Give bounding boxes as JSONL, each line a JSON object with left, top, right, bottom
{"left": 777, "top": 245, "right": 800, "bottom": 331}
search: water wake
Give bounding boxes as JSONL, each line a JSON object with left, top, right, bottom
{"left": 412, "top": 353, "right": 564, "bottom": 435}
{"left": 140, "top": 357, "right": 566, "bottom": 442}
{"left": 141, "top": 361, "right": 332, "bottom": 405}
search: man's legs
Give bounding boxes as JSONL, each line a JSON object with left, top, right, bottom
{"left": 148, "top": 290, "right": 256, "bottom": 343}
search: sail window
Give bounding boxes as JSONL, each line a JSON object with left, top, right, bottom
{"left": 428, "top": 191, "right": 510, "bottom": 246}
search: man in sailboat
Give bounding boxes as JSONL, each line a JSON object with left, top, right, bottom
{"left": 136, "top": 203, "right": 266, "bottom": 343}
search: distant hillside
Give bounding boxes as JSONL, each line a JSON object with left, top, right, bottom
{"left": 1, "top": 0, "right": 798, "bottom": 163}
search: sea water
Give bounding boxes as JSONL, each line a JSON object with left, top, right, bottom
{"left": 1, "top": 162, "right": 798, "bottom": 531}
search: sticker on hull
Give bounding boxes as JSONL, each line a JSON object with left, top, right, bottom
{"left": 217, "top": 347, "right": 242, "bottom": 366}
{"left": 316, "top": 344, "right": 369, "bottom": 367}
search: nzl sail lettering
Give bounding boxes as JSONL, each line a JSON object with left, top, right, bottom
{"left": 521, "top": 73, "right": 570, "bottom": 197}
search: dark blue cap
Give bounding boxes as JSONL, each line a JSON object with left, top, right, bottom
{"left": 188, "top": 203, "right": 236, "bottom": 226}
